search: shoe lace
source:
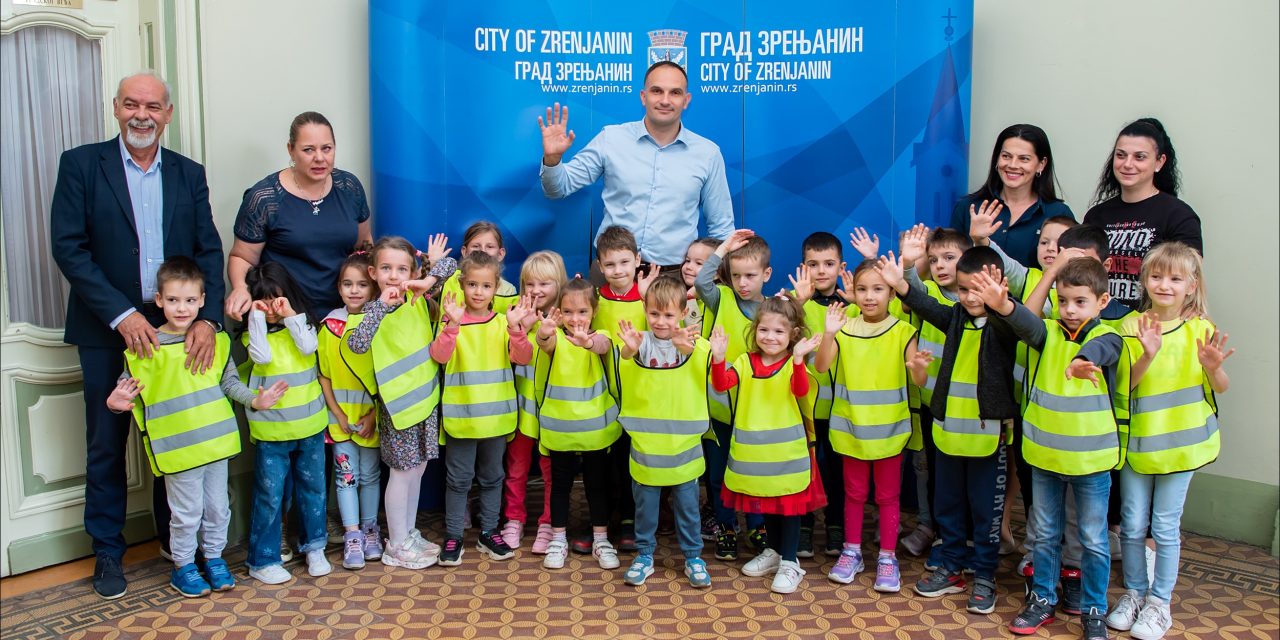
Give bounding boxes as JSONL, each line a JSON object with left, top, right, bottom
{"left": 834, "top": 552, "right": 857, "bottom": 569}
{"left": 345, "top": 537, "right": 363, "bottom": 555}
{"left": 98, "top": 555, "right": 122, "bottom": 575}
{"left": 488, "top": 532, "right": 507, "bottom": 547}
{"left": 778, "top": 564, "right": 801, "bottom": 581}
{"left": 876, "top": 558, "right": 896, "bottom": 578}
{"left": 444, "top": 538, "right": 461, "bottom": 552}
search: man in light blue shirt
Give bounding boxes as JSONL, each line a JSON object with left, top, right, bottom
{"left": 538, "top": 61, "right": 734, "bottom": 270}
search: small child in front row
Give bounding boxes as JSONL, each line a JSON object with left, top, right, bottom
{"left": 615, "top": 275, "right": 713, "bottom": 587}
{"left": 814, "top": 260, "right": 932, "bottom": 593}
{"left": 680, "top": 237, "right": 721, "bottom": 333}
{"left": 241, "top": 262, "right": 332, "bottom": 584}
{"left": 432, "top": 251, "right": 537, "bottom": 566}
{"left": 1106, "top": 242, "right": 1232, "bottom": 640}
{"left": 317, "top": 248, "right": 382, "bottom": 570}
{"left": 107, "top": 257, "right": 284, "bottom": 597}
{"left": 535, "top": 278, "right": 621, "bottom": 571}
{"left": 712, "top": 295, "right": 827, "bottom": 595}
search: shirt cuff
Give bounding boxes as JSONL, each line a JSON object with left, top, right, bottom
{"left": 109, "top": 308, "right": 137, "bottom": 331}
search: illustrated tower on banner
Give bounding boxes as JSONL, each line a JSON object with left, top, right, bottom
{"left": 648, "top": 30, "right": 688, "bottom": 69}
{"left": 912, "top": 9, "right": 968, "bottom": 227}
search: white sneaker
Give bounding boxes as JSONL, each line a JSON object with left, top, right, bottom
{"left": 1130, "top": 595, "right": 1172, "bottom": 640}
{"left": 249, "top": 563, "right": 293, "bottom": 585}
{"left": 408, "top": 529, "right": 441, "bottom": 557}
{"left": 1144, "top": 545, "right": 1157, "bottom": 588}
{"left": 1106, "top": 588, "right": 1143, "bottom": 631}
{"left": 593, "top": 539, "right": 620, "bottom": 569}
{"left": 501, "top": 520, "right": 523, "bottom": 549}
{"left": 742, "top": 548, "right": 782, "bottom": 577}
{"left": 770, "top": 560, "right": 806, "bottom": 594}
{"left": 306, "top": 549, "right": 332, "bottom": 577}
{"left": 543, "top": 539, "right": 568, "bottom": 570}
{"left": 280, "top": 531, "right": 294, "bottom": 563}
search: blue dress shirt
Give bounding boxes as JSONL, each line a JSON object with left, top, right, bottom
{"left": 109, "top": 137, "right": 164, "bottom": 328}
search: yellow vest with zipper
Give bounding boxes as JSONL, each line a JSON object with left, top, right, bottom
{"left": 829, "top": 318, "right": 917, "bottom": 460}
{"left": 537, "top": 328, "right": 621, "bottom": 452}
{"left": 617, "top": 340, "right": 711, "bottom": 486}
{"left": 723, "top": 353, "right": 811, "bottom": 496}
{"left": 241, "top": 329, "right": 327, "bottom": 441}
{"left": 441, "top": 314, "right": 518, "bottom": 439}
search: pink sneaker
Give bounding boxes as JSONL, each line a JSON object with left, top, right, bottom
{"left": 530, "top": 523, "right": 554, "bottom": 554}
{"left": 501, "top": 520, "right": 523, "bottom": 549}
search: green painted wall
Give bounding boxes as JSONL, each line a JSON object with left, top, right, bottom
{"left": 1181, "top": 472, "right": 1279, "bottom": 552}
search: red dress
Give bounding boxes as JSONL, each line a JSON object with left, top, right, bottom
{"left": 714, "top": 354, "right": 827, "bottom": 517}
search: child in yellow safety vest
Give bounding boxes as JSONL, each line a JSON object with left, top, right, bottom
{"left": 711, "top": 295, "right": 826, "bottom": 595}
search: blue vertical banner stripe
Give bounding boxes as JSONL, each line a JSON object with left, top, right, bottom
{"left": 370, "top": 1, "right": 972, "bottom": 275}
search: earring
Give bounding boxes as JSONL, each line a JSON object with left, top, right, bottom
{"left": 1035, "top": 171, "right": 1042, "bottom": 178}
{"left": 289, "top": 160, "right": 296, "bottom": 168}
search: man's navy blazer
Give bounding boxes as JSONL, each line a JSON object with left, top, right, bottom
{"left": 50, "top": 136, "right": 225, "bottom": 348}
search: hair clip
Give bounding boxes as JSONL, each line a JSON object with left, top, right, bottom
{"left": 415, "top": 250, "right": 425, "bottom": 257}
{"left": 352, "top": 250, "right": 367, "bottom": 256}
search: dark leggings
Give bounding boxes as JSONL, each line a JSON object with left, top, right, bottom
{"left": 801, "top": 418, "right": 846, "bottom": 531}
{"left": 763, "top": 514, "right": 803, "bottom": 562}
{"left": 607, "top": 433, "right": 636, "bottom": 522}
{"left": 1011, "top": 416, "right": 1034, "bottom": 515}
{"left": 549, "top": 448, "right": 611, "bottom": 529}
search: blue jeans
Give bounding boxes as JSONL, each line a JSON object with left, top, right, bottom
{"left": 1029, "top": 467, "right": 1111, "bottom": 610}
{"left": 633, "top": 479, "right": 702, "bottom": 560}
{"left": 1120, "top": 465, "right": 1193, "bottom": 602}
{"left": 704, "top": 420, "right": 764, "bottom": 531}
{"left": 333, "top": 440, "right": 381, "bottom": 528}
{"left": 933, "top": 444, "right": 1007, "bottom": 581}
{"left": 247, "top": 432, "right": 327, "bottom": 570}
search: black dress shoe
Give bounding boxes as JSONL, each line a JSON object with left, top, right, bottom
{"left": 93, "top": 555, "right": 127, "bottom": 600}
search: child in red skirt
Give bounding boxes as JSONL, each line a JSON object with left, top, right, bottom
{"left": 710, "top": 294, "right": 826, "bottom": 594}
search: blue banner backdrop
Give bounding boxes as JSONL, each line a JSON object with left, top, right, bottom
{"left": 370, "top": 0, "right": 972, "bottom": 277}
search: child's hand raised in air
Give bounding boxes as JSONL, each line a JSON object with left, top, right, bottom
{"left": 537, "top": 308, "right": 561, "bottom": 341}
{"left": 617, "top": 319, "right": 643, "bottom": 356}
{"left": 824, "top": 301, "right": 847, "bottom": 335}
{"left": 1196, "top": 328, "right": 1235, "bottom": 372}
{"left": 505, "top": 295, "right": 537, "bottom": 333}
{"left": 789, "top": 264, "right": 815, "bottom": 303}
{"left": 1066, "top": 358, "right": 1103, "bottom": 388}
{"left": 716, "top": 229, "right": 755, "bottom": 257}
{"left": 636, "top": 262, "right": 662, "bottom": 298}
{"left": 424, "top": 233, "right": 451, "bottom": 264}
{"left": 836, "top": 268, "right": 858, "bottom": 304}
{"left": 899, "top": 223, "right": 930, "bottom": 268}
{"left": 1135, "top": 312, "right": 1163, "bottom": 356}
{"left": 440, "top": 291, "right": 464, "bottom": 325}
{"left": 873, "top": 252, "right": 907, "bottom": 292}
{"left": 564, "top": 322, "right": 595, "bottom": 349}
{"left": 672, "top": 325, "right": 699, "bottom": 356}
{"left": 969, "top": 264, "right": 1011, "bottom": 312}
{"left": 251, "top": 380, "right": 289, "bottom": 411}
{"left": 906, "top": 349, "right": 934, "bottom": 375}
{"left": 106, "top": 377, "right": 142, "bottom": 412}
{"left": 968, "top": 200, "right": 1004, "bottom": 245}
{"left": 709, "top": 326, "right": 728, "bottom": 364}
{"left": 849, "top": 227, "right": 880, "bottom": 261}
{"left": 792, "top": 334, "right": 822, "bottom": 363}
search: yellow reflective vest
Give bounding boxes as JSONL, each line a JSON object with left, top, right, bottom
{"left": 592, "top": 292, "right": 647, "bottom": 346}
{"left": 537, "top": 328, "right": 621, "bottom": 452}
{"left": 708, "top": 285, "right": 752, "bottom": 424}
{"left": 617, "top": 340, "right": 711, "bottom": 486}
{"left": 441, "top": 314, "right": 519, "bottom": 439}
{"left": 513, "top": 320, "right": 547, "bottom": 438}
{"left": 912, "top": 280, "right": 955, "bottom": 408}
{"left": 932, "top": 320, "right": 1008, "bottom": 457}
{"left": 370, "top": 293, "right": 440, "bottom": 430}
{"left": 241, "top": 329, "right": 327, "bottom": 442}
{"left": 1014, "top": 268, "right": 1060, "bottom": 404}
{"left": 723, "top": 353, "right": 811, "bottom": 497}
{"left": 318, "top": 315, "right": 377, "bottom": 447}
{"left": 828, "top": 318, "right": 917, "bottom": 460}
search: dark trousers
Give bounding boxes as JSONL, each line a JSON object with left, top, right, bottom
{"left": 933, "top": 443, "right": 1008, "bottom": 581}
{"left": 548, "top": 448, "right": 611, "bottom": 528}
{"left": 801, "top": 418, "right": 845, "bottom": 530}
{"left": 79, "top": 345, "right": 171, "bottom": 560}
{"left": 607, "top": 433, "right": 636, "bottom": 523}
{"left": 763, "top": 514, "right": 803, "bottom": 562}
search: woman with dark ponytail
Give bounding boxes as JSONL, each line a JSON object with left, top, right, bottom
{"left": 1083, "top": 118, "right": 1203, "bottom": 310}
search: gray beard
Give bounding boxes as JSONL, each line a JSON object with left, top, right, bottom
{"left": 125, "top": 127, "right": 157, "bottom": 149}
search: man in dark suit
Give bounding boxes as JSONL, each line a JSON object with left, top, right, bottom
{"left": 51, "top": 72, "right": 224, "bottom": 600}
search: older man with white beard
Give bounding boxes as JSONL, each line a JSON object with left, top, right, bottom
{"left": 51, "top": 71, "right": 224, "bottom": 599}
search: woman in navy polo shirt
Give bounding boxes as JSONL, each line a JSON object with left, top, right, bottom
{"left": 225, "top": 111, "right": 372, "bottom": 321}
{"left": 950, "top": 124, "right": 1073, "bottom": 267}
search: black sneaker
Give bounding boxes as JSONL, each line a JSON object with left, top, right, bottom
{"left": 92, "top": 555, "right": 127, "bottom": 600}
{"left": 715, "top": 528, "right": 738, "bottom": 561}
{"left": 913, "top": 567, "right": 966, "bottom": 598}
{"left": 1058, "top": 567, "right": 1083, "bottom": 615}
{"left": 477, "top": 530, "right": 515, "bottom": 560}
{"left": 616, "top": 520, "right": 637, "bottom": 552}
{"left": 439, "top": 537, "right": 464, "bottom": 566}
{"left": 966, "top": 577, "right": 997, "bottom": 614}
{"left": 700, "top": 510, "right": 719, "bottom": 541}
{"left": 1080, "top": 607, "right": 1110, "bottom": 640}
{"left": 824, "top": 525, "right": 844, "bottom": 557}
{"left": 796, "top": 526, "right": 814, "bottom": 558}
{"left": 745, "top": 526, "right": 768, "bottom": 554}
{"left": 1009, "top": 592, "right": 1056, "bottom": 634}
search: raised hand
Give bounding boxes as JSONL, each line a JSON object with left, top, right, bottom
{"left": 252, "top": 380, "right": 290, "bottom": 411}
{"left": 636, "top": 262, "right": 662, "bottom": 298}
{"left": 1047, "top": 247, "right": 1089, "bottom": 276}
{"left": 425, "top": 233, "right": 451, "bottom": 264}
{"left": 849, "top": 227, "right": 880, "bottom": 261}
{"left": 969, "top": 200, "right": 1004, "bottom": 243}
{"left": 1196, "top": 328, "right": 1235, "bottom": 371}
{"left": 106, "top": 377, "right": 142, "bottom": 412}
{"left": 272, "top": 296, "right": 297, "bottom": 319}
{"left": 537, "top": 308, "right": 562, "bottom": 341}
{"left": 717, "top": 229, "right": 755, "bottom": 256}
{"left": 899, "top": 223, "right": 930, "bottom": 267}
{"left": 441, "top": 291, "right": 465, "bottom": 325}
{"left": 906, "top": 349, "right": 934, "bottom": 374}
{"left": 874, "top": 251, "right": 906, "bottom": 290}
{"left": 792, "top": 334, "right": 822, "bottom": 361}
{"left": 824, "top": 302, "right": 848, "bottom": 334}
{"left": 709, "top": 326, "right": 728, "bottom": 363}
{"left": 1065, "top": 358, "right": 1103, "bottom": 387}
{"left": 617, "top": 318, "right": 643, "bottom": 355}
{"left": 969, "top": 265, "right": 1010, "bottom": 310}
{"left": 1135, "top": 312, "right": 1163, "bottom": 356}
{"left": 672, "top": 325, "right": 698, "bottom": 355}
{"left": 789, "top": 264, "right": 815, "bottom": 303}
{"left": 836, "top": 268, "right": 858, "bottom": 303}
{"left": 538, "top": 102, "right": 576, "bottom": 162}
{"left": 506, "top": 294, "right": 537, "bottom": 332}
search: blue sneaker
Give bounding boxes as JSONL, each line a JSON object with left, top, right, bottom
{"left": 203, "top": 558, "right": 235, "bottom": 592}
{"left": 171, "top": 562, "right": 211, "bottom": 598}
{"left": 685, "top": 558, "right": 712, "bottom": 588}
{"left": 624, "top": 555, "right": 655, "bottom": 586}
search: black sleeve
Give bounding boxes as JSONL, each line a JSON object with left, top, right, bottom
{"left": 1076, "top": 333, "right": 1122, "bottom": 368}
{"left": 901, "top": 281, "right": 952, "bottom": 332}
{"left": 993, "top": 299, "right": 1048, "bottom": 351}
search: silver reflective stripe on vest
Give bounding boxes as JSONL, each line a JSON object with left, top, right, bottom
{"left": 1131, "top": 385, "right": 1206, "bottom": 415}
{"left": 377, "top": 344, "right": 431, "bottom": 382}
{"left": 1028, "top": 388, "right": 1111, "bottom": 414}
{"left": 383, "top": 375, "right": 440, "bottom": 416}
{"left": 632, "top": 444, "right": 703, "bottom": 469}
{"left": 923, "top": 375, "right": 938, "bottom": 392}
{"left": 733, "top": 423, "right": 805, "bottom": 446}
{"left": 545, "top": 378, "right": 608, "bottom": 403}
{"left": 516, "top": 394, "right": 537, "bottom": 414}
{"left": 830, "top": 416, "right": 912, "bottom": 440}
{"left": 250, "top": 368, "right": 318, "bottom": 389}
{"left": 918, "top": 336, "right": 944, "bottom": 354}
{"left": 331, "top": 388, "right": 370, "bottom": 405}
{"left": 1013, "top": 363, "right": 1026, "bottom": 385}
{"left": 833, "top": 385, "right": 906, "bottom": 406}
{"left": 513, "top": 363, "right": 534, "bottom": 380}
{"left": 620, "top": 417, "right": 708, "bottom": 437}
{"left": 149, "top": 416, "right": 239, "bottom": 455}
{"left": 727, "top": 456, "right": 809, "bottom": 477}
{"left": 441, "top": 398, "right": 517, "bottom": 419}
{"left": 1023, "top": 420, "right": 1117, "bottom": 452}
{"left": 708, "top": 383, "right": 730, "bottom": 406}
{"left": 255, "top": 396, "right": 325, "bottom": 423}
{"left": 145, "top": 386, "right": 226, "bottom": 421}
{"left": 541, "top": 404, "right": 620, "bottom": 434}
{"left": 949, "top": 381, "right": 977, "bottom": 399}
{"left": 444, "top": 368, "right": 515, "bottom": 386}
{"left": 816, "top": 385, "right": 833, "bottom": 401}
{"left": 1128, "top": 414, "right": 1219, "bottom": 453}
{"left": 934, "top": 418, "right": 992, "bottom": 437}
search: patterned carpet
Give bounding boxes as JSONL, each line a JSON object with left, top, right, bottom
{"left": 2, "top": 491, "right": 1277, "bottom": 640}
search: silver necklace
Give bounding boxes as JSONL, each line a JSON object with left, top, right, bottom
{"left": 288, "top": 169, "right": 326, "bottom": 215}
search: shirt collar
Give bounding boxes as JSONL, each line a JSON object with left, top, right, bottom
{"left": 118, "top": 135, "right": 162, "bottom": 174}
{"left": 632, "top": 119, "right": 688, "bottom": 148}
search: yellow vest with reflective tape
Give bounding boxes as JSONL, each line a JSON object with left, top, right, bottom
{"left": 829, "top": 319, "right": 916, "bottom": 460}
{"left": 1014, "top": 268, "right": 1061, "bottom": 405}
{"left": 933, "top": 321, "right": 1006, "bottom": 457}
{"left": 801, "top": 298, "right": 836, "bottom": 421}
{"left": 318, "top": 318, "right": 378, "bottom": 447}
{"left": 617, "top": 340, "right": 710, "bottom": 486}
{"left": 127, "top": 333, "right": 241, "bottom": 476}
{"left": 592, "top": 294, "right": 646, "bottom": 346}
{"left": 1123, "top": 317, "right": 1219, "bottom": 474}
{"left": 241, "top": 330, "right": 327, "bottom": 441}
{"left": 913, "top": 280, "right": 955, "bottom": 407}
{"left": 724, "top": 353, "right": 811, "bottom": 496}
{"left": 537, "top": 329, "right": 621, "bottom": 452}
{"left": 371, "top": 293, "right": 441, "bottom": 430}
{"left": 709, "top": 285, "right": 752, "bottom": 424}
{"left": 441, "top": 314, "right": 518, "bottom": 439}
{"left": 1023, "top": 321, "right": 1122, "bottom": 475}
{"left": 513, "top": 320, "right": 546, "bottom": 438}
